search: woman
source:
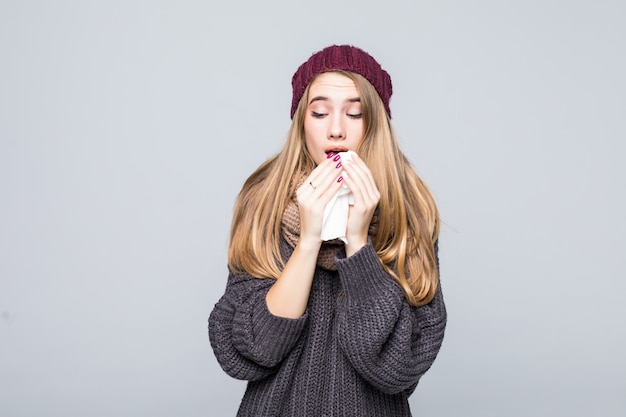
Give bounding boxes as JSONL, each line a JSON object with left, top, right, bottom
{"left": 209, "top": 44, "right": 446, "bottom": 416}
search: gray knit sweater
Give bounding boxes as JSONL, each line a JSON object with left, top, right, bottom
{"left": 208, "top": 240, "right": 446, "bottom": 417}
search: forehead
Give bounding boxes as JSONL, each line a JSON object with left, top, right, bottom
{"left": 308, "top": 72, "right": 359, "bottom": 97}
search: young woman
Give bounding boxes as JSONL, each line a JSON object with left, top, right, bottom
{"left": 209, "top": 44, "right": 446, "bottom": 416}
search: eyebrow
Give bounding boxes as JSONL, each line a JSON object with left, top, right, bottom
{"left": 309, "top": 96, "right": 361, "bottom": 105}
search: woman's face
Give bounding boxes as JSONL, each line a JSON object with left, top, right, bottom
{"left": 303, "top": 72, "right": 364, "bottom": 165}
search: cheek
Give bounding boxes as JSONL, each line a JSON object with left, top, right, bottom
{"left": 304, "top": 121, "right": 322, "bottom": 145}
{"left": 349, "top": 122, "right": 365, "bottom": 143}
{"left": 303, "top": 127, "right": 318, "bottom": 157}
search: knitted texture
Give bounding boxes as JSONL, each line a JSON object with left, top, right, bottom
{"left": 290, "top": 44, "right": 393, "bottom": 119}
{"left": 209, "top": 240, "right": 446, "bottom": 417}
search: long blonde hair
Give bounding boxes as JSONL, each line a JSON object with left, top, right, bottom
{"left": 228, "top": 71, "right": 440, "bottom": 306}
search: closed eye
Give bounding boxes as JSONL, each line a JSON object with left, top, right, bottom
{"left": 311, "top": 111, "right": 327, "bottom": 118}
{"left": 347, "top": 113, "right": 362, "bottom": 119}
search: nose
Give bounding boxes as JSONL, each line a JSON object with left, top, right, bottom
{"left": 328, "top": 116, "right": 345, "bottom": 140}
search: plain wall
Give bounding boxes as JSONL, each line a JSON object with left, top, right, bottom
{"left": 1, "top": 1, "right": 624, "bottom": 416}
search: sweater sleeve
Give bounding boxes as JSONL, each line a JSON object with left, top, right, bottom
{"left": 334, "top": 242, "right": 446, "bottom": 395}
{"left": 208, "top": 270, "right": 309, "bottom": 381}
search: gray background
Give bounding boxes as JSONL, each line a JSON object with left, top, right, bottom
{"left": 1, "top": 0, "right": 624, "bottom": 416}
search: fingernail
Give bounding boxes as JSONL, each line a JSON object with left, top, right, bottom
{"left": 326, "top": 152, "right": 335, "bottom": 158}
{"left": 336, "top": 162, "right": 342, "bottom": 169}
{"left": 333, "top": 154, "right": 341, "bottom": 162}
{"left": 337, "top": 176, "right": 343, "bottom": 183}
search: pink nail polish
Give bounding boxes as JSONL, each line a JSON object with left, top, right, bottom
{"left": 337, "top": 176, "right": 343, "bottom": 183}
{"left": 326, "top": 152, "right": 335, "bottom": 158}
{"left": 333, "top": 154, "right": 341, "bottom": 162}
{"left": 336, "top": 162, "right": 342, "bottom": 169}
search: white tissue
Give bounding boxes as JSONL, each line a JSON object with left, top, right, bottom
{"left": 320, "top": 151, "right": 356, "bottom": 244}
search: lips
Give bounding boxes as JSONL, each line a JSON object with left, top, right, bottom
{"left": 325, "top": 147, "right": 348, "bottom": 154}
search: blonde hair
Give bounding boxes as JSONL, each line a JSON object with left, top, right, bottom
{"left": 228, "top": 71, "right": 440, "bottom": 306}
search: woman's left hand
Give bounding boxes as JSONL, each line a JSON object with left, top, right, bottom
{"left": 341, "top": 154, "right": 380, "bottom": 256}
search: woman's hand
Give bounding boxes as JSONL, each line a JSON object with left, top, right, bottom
{"left": 341, "top": 154, "right": 381, "bottom": 256}
{"left": 296, "top": 153, "right": 345, "bottom": 247}
{"left": 267, "top": 153, "right": 344, "bottom": 318}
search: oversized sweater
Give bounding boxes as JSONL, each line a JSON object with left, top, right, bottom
{"left": 208, "top": 239, "right": 446, "bottom": 417}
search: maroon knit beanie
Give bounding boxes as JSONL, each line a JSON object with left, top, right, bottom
{"left": 290, "top": 45, "right": 393, "bottom": 119}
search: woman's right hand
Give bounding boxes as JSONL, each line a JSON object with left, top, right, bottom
{"left": 295, "top": 152, "right": 345, "bottom": 247}
{"left": 266, "top": 152, "right": 344, "bottom": 318}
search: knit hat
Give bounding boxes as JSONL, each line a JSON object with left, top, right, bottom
{"left": 290, "top": 45, "right": 393, "bottom": 119}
